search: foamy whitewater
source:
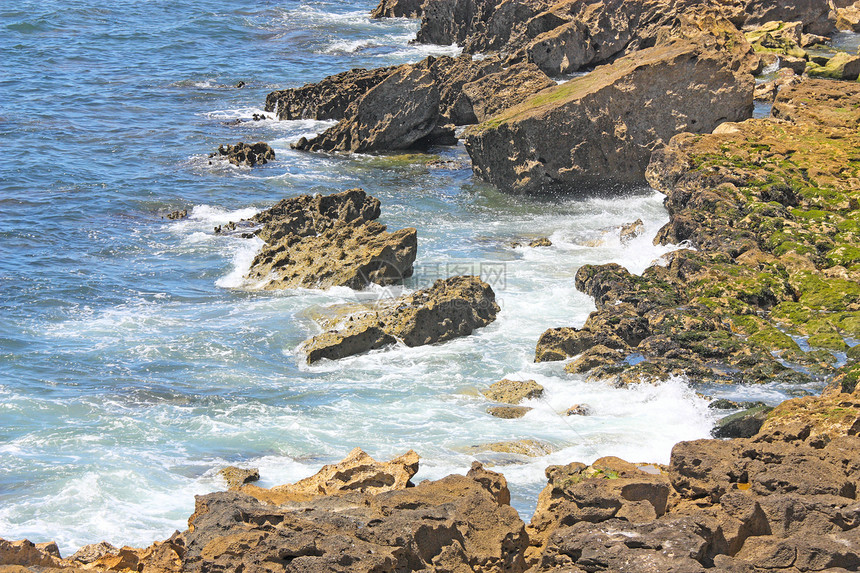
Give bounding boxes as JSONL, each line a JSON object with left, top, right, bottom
{"left": 0, "top": 0, "right": 826, "bottom": 555}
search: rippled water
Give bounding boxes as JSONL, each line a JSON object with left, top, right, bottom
{"left": 0, "top": 0, "right": 821, "bottom": 553}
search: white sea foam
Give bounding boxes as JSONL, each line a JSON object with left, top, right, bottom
{"left": 215, "top": 236, "right": 265, "bottom": 289}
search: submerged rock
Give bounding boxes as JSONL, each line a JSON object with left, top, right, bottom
{"left": 464, "top": 19, "right": 754, "bottom": 193}
{"left": 465, "top": 439, "right": 557, "bottom": 457}
{"left": 482, "top": 378, "right": 544, "bottom": 404}
{"left": 302, "top": 275, "right": 500, "bottom": 362}
{"left": 226, "top": 188, "right": 417, "bottom": 290}
{"left": 210, "top": 141, "right": 275, "bottom": 167}
{"left": 487, "top": 405, "right": 532, "bottom": 419}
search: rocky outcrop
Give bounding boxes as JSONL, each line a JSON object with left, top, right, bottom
{"left": 265, "top": 66, "right": 396, "bottom": 121}
{"left": 239, "top": 448, "right": 419, "bottom": 504}
{"left": 210, "top": 142, "right": 275, "bottom": 166}
{"left": 302, "top": 275, "right": 500, "bottom": 362}
{"left": 0, "top": 539, "right": 70, "bottom": 569}
{"left": 806, "top": 51, "right": 860, "bottom": 80}
{"left": 464, "top": 20, "right": 754, "bottom": 193}
{"left": 288, "top": 55, "right": 553, "bottom": 153}
{"left": 371, "top": 0, "right": 425, "bottom": 18}
{"left": 461, "top": 62, "right": 555, "bottom": 122}
{"left": 415, "top": 0, "right": 849, "bottom": 69}
{"left": 218, "top": 188, "right": 417, "bottom": 290}
{"left": 527, "top": 384, "right": 860, "bottom": 572}
{"left": 535, "top": 78, "right": 860, "bottom": 385}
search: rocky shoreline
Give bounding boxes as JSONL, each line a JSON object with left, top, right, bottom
{"left": 5, "top": 0, "right": 860, "bottom": 571}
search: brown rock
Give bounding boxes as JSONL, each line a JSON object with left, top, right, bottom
{"left": 265, "top": 66, "right": 396, "bottom": 121}
{"left": 294, "top": 63, "right": 441, "bottom": 152}
{"left": 461, "top": 62, "right": 555, "bottom": 122}
{"left": 619, "top": 218, "right": 644, "bottom": 243}
{"left": 482, "top": 378, "right": 544, "bottom": 404}
{"left": 370, "top": 0, "right": 424, "bottom": 19}
{"left": 527, "top": 457, "right": 672, "bottom": 561}
{"left": 564, "top": 404, "right": 592, "bottom": 416}
{"left": 302, "top": 276, "right": 500, "bottom": 362}
{"left": 0, "top": 539, "right": 69, "bottom": 569}
{"left": 234, "top": 188, "right": 417, "bottom": 291}
{"left": 218, "top": 466, "right": 260, "bottom": 489}
{"left": 487, "top": 405, "right": 532, "bottom": 419}
{"left": 241, "top": 448, "right": 418, "bottom": 505}
{"left": 464, "top": 24, "right": 754, "bottom": 193}
{"left": 70, "top": 541, "right": 119, "bottom": 565}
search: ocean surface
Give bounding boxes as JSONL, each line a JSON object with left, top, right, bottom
{"left": 0, "top": 0, "right": 837, "bottom": 554}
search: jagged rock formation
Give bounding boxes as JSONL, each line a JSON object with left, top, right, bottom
{"left": 464, "top": 18, "right": 755, "bottom": 193}
{"left": 415, "top": 0, "right": 853, "bottom": 73}
{"left": 210, "top": 141, "right": 275, "bottom": 166}
{"left": 371, "top": 0, "right": 425, "bottom": 18}
{"left": 265, "top": 66, "right": 397, "bottom": 120}
{"left": 290, "top": 55, "right": 553, "bottom": 153}
{"left": 535, "top": 78, "right": 860, "bottom": 386}
{"left": 216, "top": 188, "right": 417, "bottom": 290}
{"left": 302, "top": 275, "right": 500, "bottom": 362}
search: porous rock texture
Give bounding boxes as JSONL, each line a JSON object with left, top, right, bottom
{"left": 371, "top": 0, "right": 425, "bottom": 18}
{"left": 415, "top": 0, "right": 854, "bottom": 70}
{"left": 302, "top": 275, "right": 500, "bottom": 362}
{"left": 464, "top": 17, "right": 755, "bottom": 193}
{"left": 211, "top": 141, "right": 275, "bottom": 167}
{"left": 216, "top": 188, "right": 417, "bottom": 291}
{"left": 535, "top": 78, "right": 860, "bottom": 388}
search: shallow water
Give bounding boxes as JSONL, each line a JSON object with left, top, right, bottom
{"left": 0, "top": 0, "right": 834, "bottom": 554}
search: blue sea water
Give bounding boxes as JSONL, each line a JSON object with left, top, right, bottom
{"left": 0, "top": 0, "right": 822, "bottom": 554}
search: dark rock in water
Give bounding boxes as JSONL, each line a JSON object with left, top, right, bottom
{"left": 465, "top": 19, "right": 755, "bottom": 193}
{"left": 217, "top": 466, "right": 259, "bottom": 489}
{"left": 232, "top": 188, "right": 417, "bottom": 290}
{"left": 708, "top": 398, "right": 767, "bottom": 410}
{"left": 487, "top": 405, "right": 532, "bottom": 419}
{"left": 234, "top": 81, "right": 245, "bottom": 88}
{"left": 302, "top": 275, "right": 500, "bottom": 362}
{"left": 712, "top": 404, "right": 773, "bottom": 438}
{"left": 211, "top": 141, "right": 275, "bottom": 167}
{"left": 293, "top": 63, "right": 441, "bottom": 153}
{"left": 265, "top": 66, "right": 397, "bottom": 121}
{"left": 371, "top": 0, "right": 424, "bottom": 19}
{"left": 286, "top": 55, "right": 552, "bottom": 153}
{"left": 461, "top": 62, "right": 555, "bottom": 122}
{"left": 619, "top": 218, "right": 644, "bottom": 244}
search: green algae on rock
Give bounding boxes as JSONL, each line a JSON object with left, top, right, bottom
{"left": 538, "top": 78, "right": 860, "bottom": 386}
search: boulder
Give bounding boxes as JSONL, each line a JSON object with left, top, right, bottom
{"left": 210, "top": 142, "right": 275, "bottom": 167}
{"left": 302, "top": 276, "right": 500, "bottom": 362}
{"left": 465, "top": 439, "right": 557, "bottom": 457}
{"left": 711, "top": 404, "right": 774, "bottom": 438}
{"left": 487, "top": 405, "right": 532, "bottom": 418}
{"left": 806, "top": 51, "right": 860, "bottom": 81}
{"left": 0, "top": 539, "right": 69, "bottom": 569}
{"left": 370, "top": 0, "right": 424, "bottom": 19}
{"left": 564, "top": 403, "right": 591, "bottom": 416}
{"left": 526, "top": 457, "right": 672, "bottom": 561}
{"left": 836, "top": 4, "right": 860, "bottom": 31}
{"left": 223, "top": 188, "right": 417, "bottom": 290}
{"left": 744, "top": 20, "right": 807, "bottom": 59}
{"left": 70, "top": 541, "right": 119, "bottom": 565}
{"left": 294, "top": 63, "right": 441, "bottom": 152}
{"left": 464, "top": 29, "right": 754, "bottom": 193}
{"left": 265, "top": 66, "right": 396, "bottom": 121}
{"left": 240, "top": 448, "right": 419, "bottom": 504}
{"left": 482, "top": 378, "right": 544, "bottom": 404}
{"left": 178, "top": 463, "right": 528, "bottom": 573}
{"left": 461, "top": 62, "right": 555, "bottom": 122}
{"left": 218, "top": 466, "right": 260, "bottom": 489}
{"left": 619, "top": 218, "right": 644, "bottom": 243}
